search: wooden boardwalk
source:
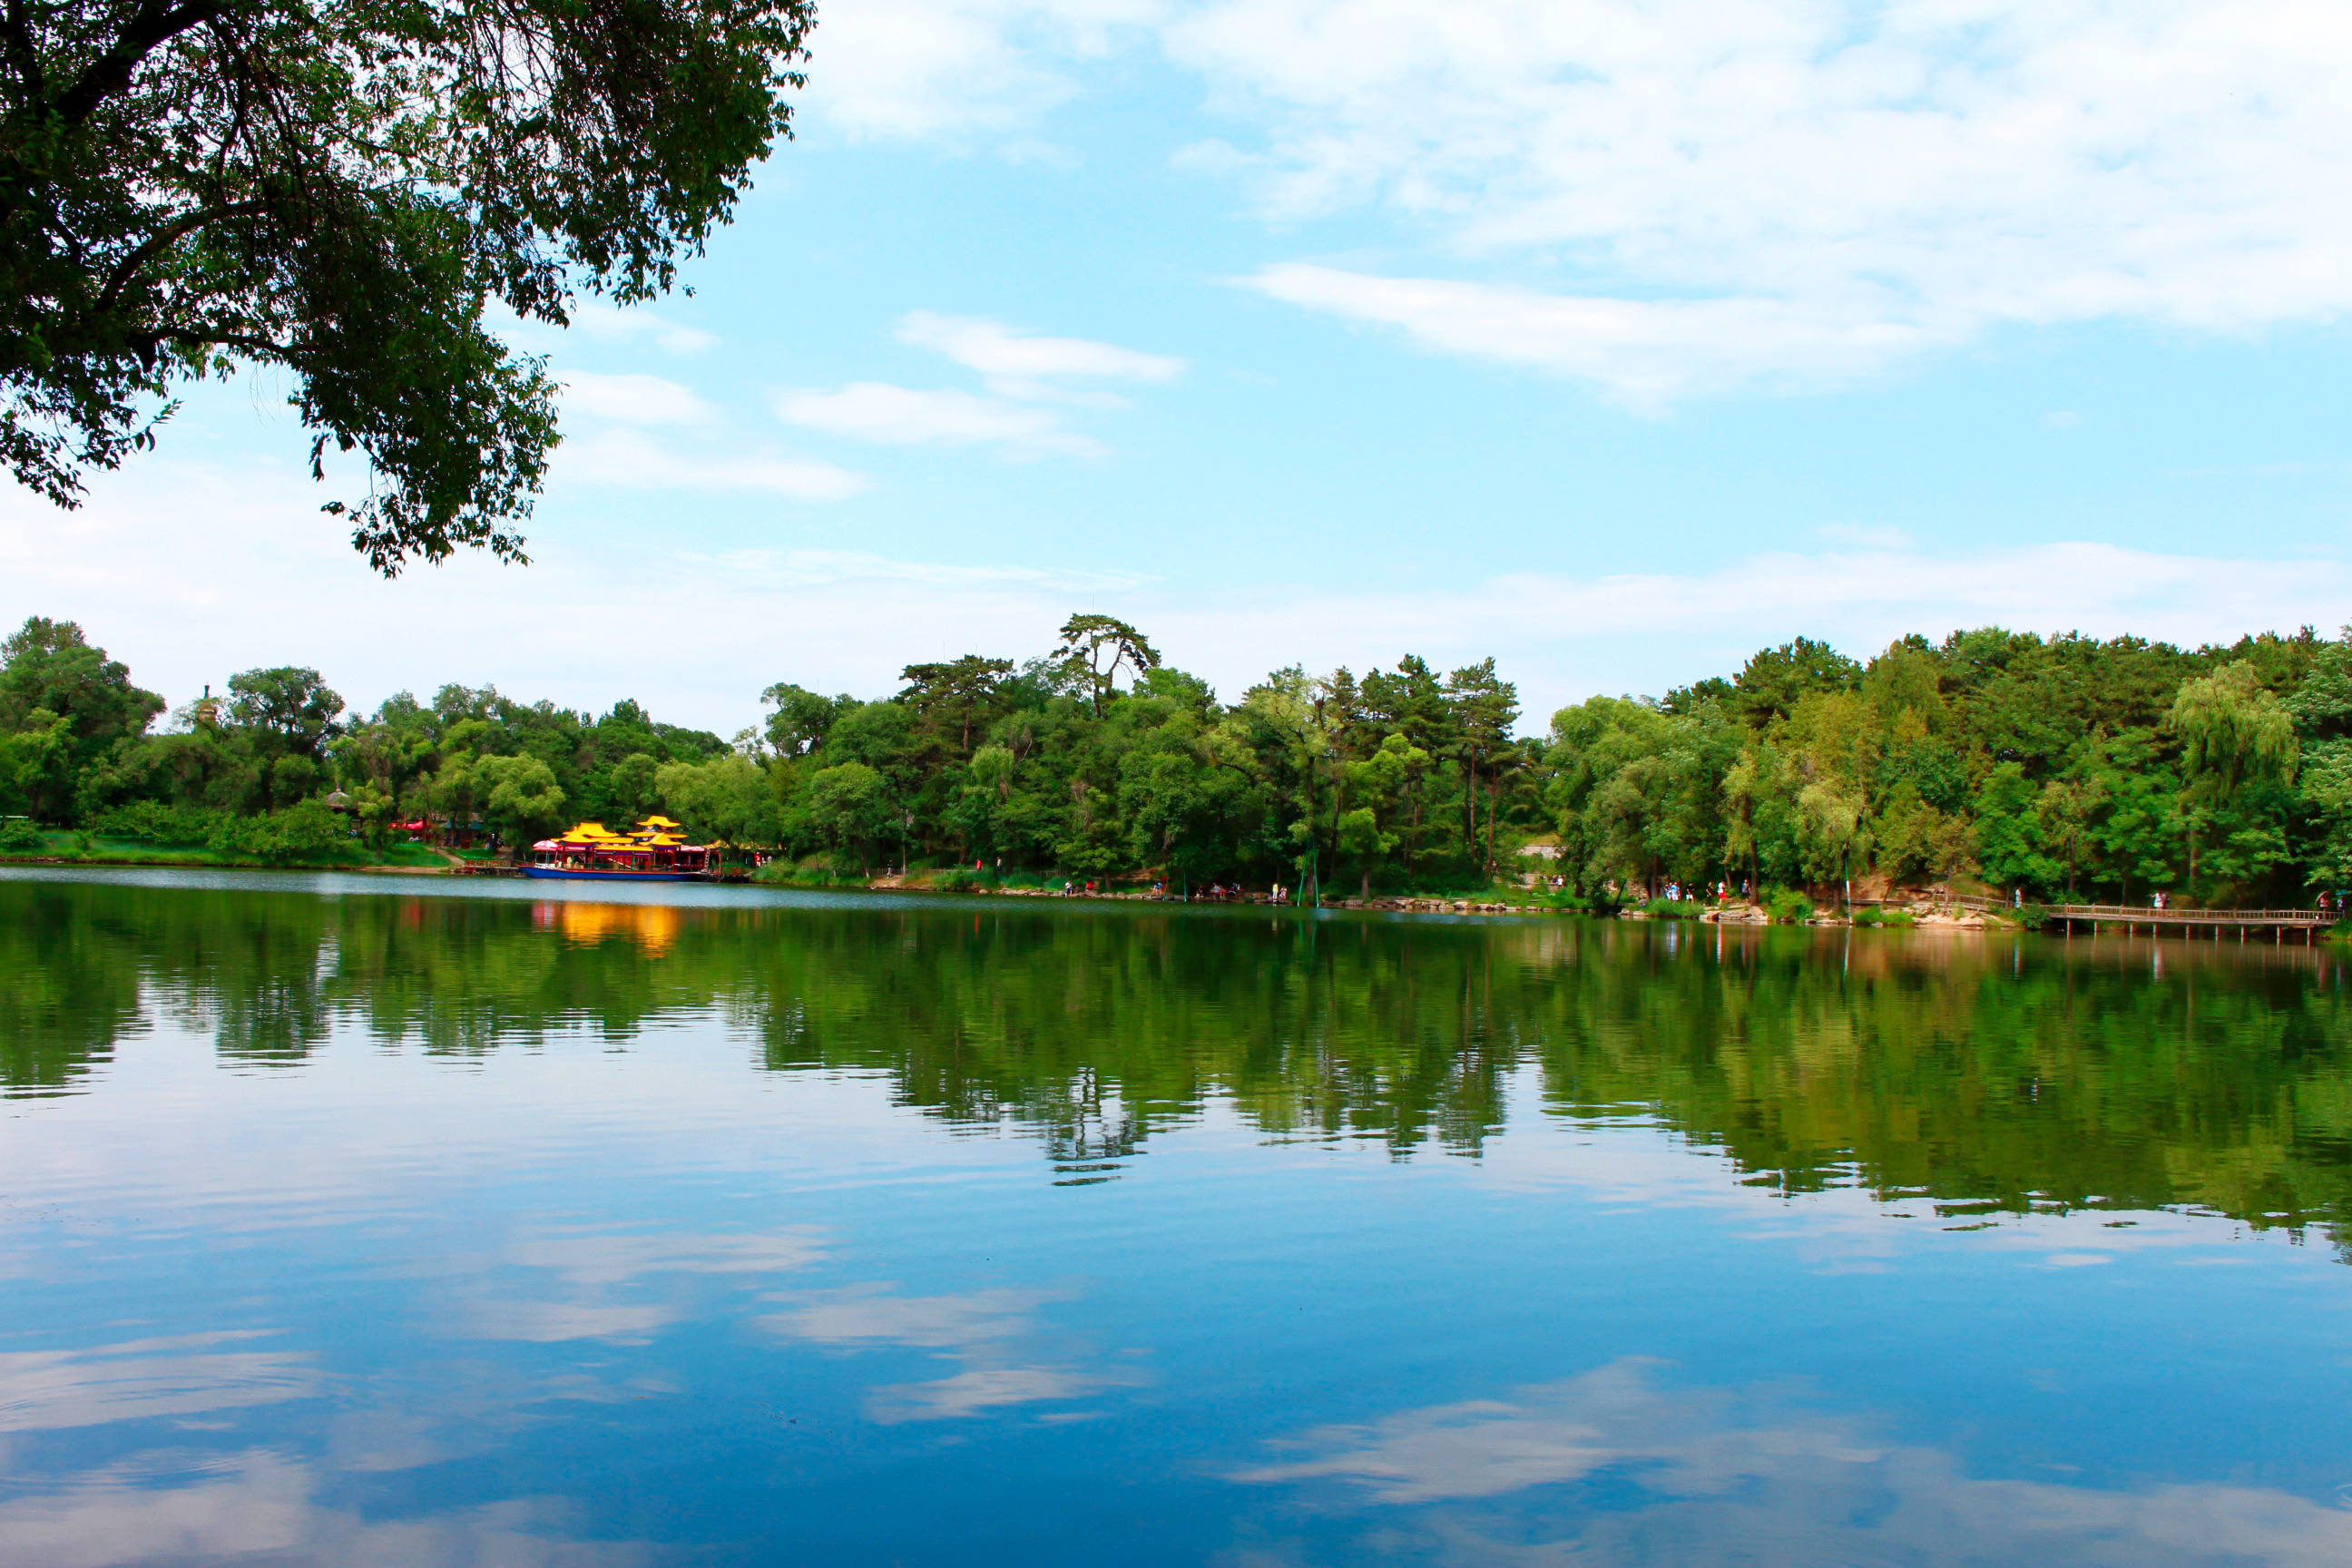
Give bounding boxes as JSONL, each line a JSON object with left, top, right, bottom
{"left": 1947, "top": 893, "right": 2333, "bottom": 937}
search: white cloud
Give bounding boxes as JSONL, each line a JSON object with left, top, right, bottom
{"left": 0, "top": 456, "right": 1139, "bottom": 731}
{"left": 7, "top": 456, "right": 2343, "bottom": 737}
{"left": 1131, "top": 538, "right": 2352, "bottom": 721}
{"left": 773, "top": 381, "right": 1100, "bottom": 455}
{"left": 559, "top": 370, "right": 718, "bottom": 427}
{"left": 800, "top": 0, "right": 1163, "bottom": 141}
{"left": 897, "top": 310, "right": 1185, "bottom": 388}
{"left": 561, "top": 300, "right": 715, "bottom": 354}
{"left": 773, "top": 315, "right": 1177, "bottom": 456}
{"left": 1815, "top": 523, "right": 1917, "bottom": 551}
{"left": 1475, "top": 542, "right": 2341, "bottom": 649}
{"left": 560, "top": 426, "right": 869, "bottom": 498}
{"left": 811, "top": 1, "right": 2352, "bottom": 397}
{"left": 1183, "top": 0, "right": 2352, "bottom": 393}
{"left": 1240, "top": 264, "right": 1946, "bottom": 404}
{"left": 691, "top": 546, "right": 1146, "bottom": 593}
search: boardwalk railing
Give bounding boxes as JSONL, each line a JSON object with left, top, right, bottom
{"left": 1944, "top": 893, "right": 2332, "bottom": 927}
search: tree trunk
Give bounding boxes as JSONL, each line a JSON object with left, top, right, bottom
{"left": 1465, "top": 760, "right": 1477, "bottom": 858}
{"left": 1484, "top": 778, "right": 1497, "bottom": 874}
{"left": 1328, "top": 762, "right": 1343, "bottom": 887}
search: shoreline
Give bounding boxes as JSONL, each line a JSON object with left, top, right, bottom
{"left": 5, "top": 858, "right": 2329, "bottom": 939}
{"left": 0, "top": 851, "right": 461, "bottom": 876}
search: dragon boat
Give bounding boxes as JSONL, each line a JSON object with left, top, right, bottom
{"left": 524, "top": 817, "right": 711, "bottom": 881}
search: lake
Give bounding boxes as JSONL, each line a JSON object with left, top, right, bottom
{"left": 4, "top": 867, "right": 2351, "bottom": 1567}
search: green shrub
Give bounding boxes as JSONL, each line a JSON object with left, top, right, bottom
{"left": 94, "top": 801, "right": 232, "bottom": 844}
{"left": 753, "top": 856, "right": 869, "bottom": 887}
{"left": 1851, "top": 906, "right": 1916, "bottom": 928}
{"left": 1638, "top": 896, "right": 1705, "bottom": 920}
{"left": 0, "top": 818, "right": 44, "bottom": 852}
{"left": 205, "top": 799, "right": 350, "bottom": 866}
{"left": 1765, "top": 887, "right": 1815, "bottom": 924}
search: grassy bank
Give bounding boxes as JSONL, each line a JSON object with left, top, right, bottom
{"left": 0, "top": 829, "right": 451, "bottom": 872}
{"left": 748, "top": 855, "right": 1612, "bottom": 912}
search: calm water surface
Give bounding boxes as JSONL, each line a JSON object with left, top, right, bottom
{"left": 4, "top": 867, "right": 2352, "bottom": 1566}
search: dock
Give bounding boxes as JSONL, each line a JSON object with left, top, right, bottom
{"left": 1949, "top": 893, "right": 2333, "bottom": 941}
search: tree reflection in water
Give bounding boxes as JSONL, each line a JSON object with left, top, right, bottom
{"left": 5, "top": 874, "right": 2350, "bottom": 1253}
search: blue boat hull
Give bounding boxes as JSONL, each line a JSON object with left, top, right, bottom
{"left": 521, "top": 867, "right": 706, "bottom": 882}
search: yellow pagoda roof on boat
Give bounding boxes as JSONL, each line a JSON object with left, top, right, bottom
{"left": 542, "top": 817, "right": 707, "bottom": 851}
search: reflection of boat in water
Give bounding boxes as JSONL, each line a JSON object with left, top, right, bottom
{"left": 533, "top": 900, "right": 681, "bottom": 954}
{"left": 524, "top": 818, "right": 710, "bottom": 881}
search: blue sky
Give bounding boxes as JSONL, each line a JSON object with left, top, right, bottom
{"left": 9, "top": 0, "right": 2352, "bottom": 735}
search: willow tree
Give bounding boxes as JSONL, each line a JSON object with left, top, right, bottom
{"left": 2289, "top": 630, "right": 2352, "bottom": 886}
{"left": 2, "top": 0, "right": 811, "bottom": 572}
{"left": 2171, "top": 661, "right": 2298, "bottom": 898}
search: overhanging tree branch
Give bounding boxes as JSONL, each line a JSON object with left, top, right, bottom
{"left": 97, "top": 198, "right": 269, "bottom": 312}
{"left": 3, "top": 0, "right": 813, "bottom": 573}
{"left": 1, "top": 0, "right": 44, "bottom": 102}
{"left": 54, "top": 0, "right": 225, "bottom": 125}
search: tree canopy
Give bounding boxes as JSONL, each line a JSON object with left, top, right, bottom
{"left": 1, "top": 0, "right": 812, "bottom": 571}
{"left": 14, "top": 612, "right": 2352, "bottom": 909}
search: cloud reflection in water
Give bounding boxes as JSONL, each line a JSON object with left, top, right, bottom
{"left": 0, "top": 1333, "right": 318, "bottom": 1435}
{"left": 0, "top": 1451, "right": 652, "bottom": 1568}
{"left": 1233, "top": 1359, "right": 2352, "bottom": 1567}
{"left": 758, "top": 1284, "right": 1145, "bottom": 1424}
{"left": 0, "top": 1335, "right": 652, "bottom": 1567}
{"left": 443, "top": 1227, "right": 827, "bottom": 1344}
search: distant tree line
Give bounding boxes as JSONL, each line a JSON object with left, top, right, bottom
{"left": 3, "top": 612, "right": 2347, "bottom": 904}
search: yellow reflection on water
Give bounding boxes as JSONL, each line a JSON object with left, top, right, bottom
{"left": 532, "top": 901, "right": 681, "bottom": 956}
